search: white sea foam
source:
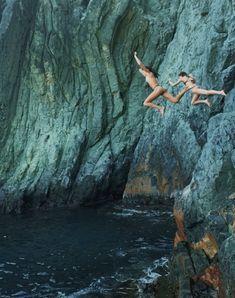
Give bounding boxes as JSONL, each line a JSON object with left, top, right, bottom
{"left": 115, "top": 249, "right": 127, "bottom": 257}
{"left": 6, "top": 261, "right": 16, "bottom": 265}
{"left": 3, "top": 270, "right": 13, "bottom": 274}
{"left": 137, "top": 257, "right": 169, "bottom": 295}
{"left": 64, "top": 257, "right": 169, "bottom": 298}
{"left": 11, "top": 291, "right": 28, "bottom": 297}
{"left": 112, "top": 207, "right": 172, "bottom": 220}
{"left": 37, "top": 272, "right": 49, "bottom": 276}
{"left": 65, "top": 277, "right": 108, "bottom": 297}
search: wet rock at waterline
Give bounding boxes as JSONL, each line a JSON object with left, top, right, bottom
{"left": 172, "top": 110, "right": 235, "bottom": 297}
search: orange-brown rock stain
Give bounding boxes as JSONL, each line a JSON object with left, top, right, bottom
{"left": 199, "top": 264, "right": 220, "bottom": 289}
{"left": 123, "top": 176, "right": 153, "bottom": 196}
{"left": 173, "top": 207, "right": 187, "bottom": 247}
{"left": 124, "top": 163, "right": 184, "bottom": 199}
{"left": 191, "top": 232, "right": 218, "bottom": 259}
{"left": 156, "top": 174, "right": 169, "bottom": 194}
{"left": 173, "top": 207, "right": 222, "bottom": 296}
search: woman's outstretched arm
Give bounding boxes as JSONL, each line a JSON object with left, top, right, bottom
{"left": 168, "top": 79, "right": 182, "bottom": 87}
{"left": 134, "top": 52, "right": 149, "bottom": 72}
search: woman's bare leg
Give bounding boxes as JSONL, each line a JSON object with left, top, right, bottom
{"left": 191, "top": 94, "right": 211, "bottom": 107}
{"left": 143, "top": 87, "right": 165, "bottom": 115}
{"left": 175, "top": 88, "right": 188, "bottom": 102}
{"left": 192, "top": 87, "right": 226, "bottom": 96}
{"left": 162, "top": 87, "right": 188, "bottom": 103}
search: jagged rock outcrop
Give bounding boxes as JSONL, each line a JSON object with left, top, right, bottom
{"left": 172, "top": 109, "right": 235, "bottom": 297}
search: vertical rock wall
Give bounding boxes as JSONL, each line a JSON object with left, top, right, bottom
{"left": 0, "top": 0, "right": 178, "bottom": 212}
{"left": 121, "top": 0, "right": 235, "bottom": 296}
{"left": 124, "top": 0, "right": 235, "bottom": 202}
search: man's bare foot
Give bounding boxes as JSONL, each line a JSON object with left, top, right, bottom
{"left": 205, "top": 98, "right": 211, "bottom": 107}
{"left": 220, "top": 90, "right": 226, "bottom": 96}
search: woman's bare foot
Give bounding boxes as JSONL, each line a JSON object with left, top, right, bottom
{"left": 159, "top": 106, "right": 165, "bottom": 116}
{"left": 220, "top": 90, "right": 226, "bottom": 96}
{"left": 205, "top": 98, "right": 211, "bottom": 107}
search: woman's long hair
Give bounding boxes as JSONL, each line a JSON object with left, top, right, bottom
{"left": 146, "top": 66, "right": 159, "bottom": 78}
{"left": 188, "top": 73, "right": 196, "bottom": 83}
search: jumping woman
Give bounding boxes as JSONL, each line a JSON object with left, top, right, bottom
{"left": 134, "top": 52, "right": 188, "bottom": 115}
{"left": 168, "top": 72, "right": 226, "bottom": 107}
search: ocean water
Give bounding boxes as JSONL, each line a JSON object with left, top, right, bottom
{"left": 0, "top": 204, "right": 175, "bottom": 297}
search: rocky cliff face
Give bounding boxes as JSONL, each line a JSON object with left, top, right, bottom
{"left": 0, "top": 0, "right": 150, "bottom": 211}
{"left": 0, "top": 0, "right": 234, "bottom": 296}
{"left": 0, "top": 0, "right": 183, "bottom": 212}
{"left": 124, "top": 0, "right": 235, "bottom": 202}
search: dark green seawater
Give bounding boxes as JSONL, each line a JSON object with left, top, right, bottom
{"left": 0, "top": 204, "right": 175, "bottom": 297}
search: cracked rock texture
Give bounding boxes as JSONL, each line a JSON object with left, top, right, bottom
{"left": 0, "top": 0, "right": 154, "bottom": 211}
{"left": 172, "top": 110, "right": 235, "bottom": 297}
{"left": 0, "top": 0, "right": 189, "bottom": 211}
{"left": 0, "top": 0, "right": 235, "bottom": 296}
{"left": 123, "top": 0, "right": 235, "bottom": 202}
